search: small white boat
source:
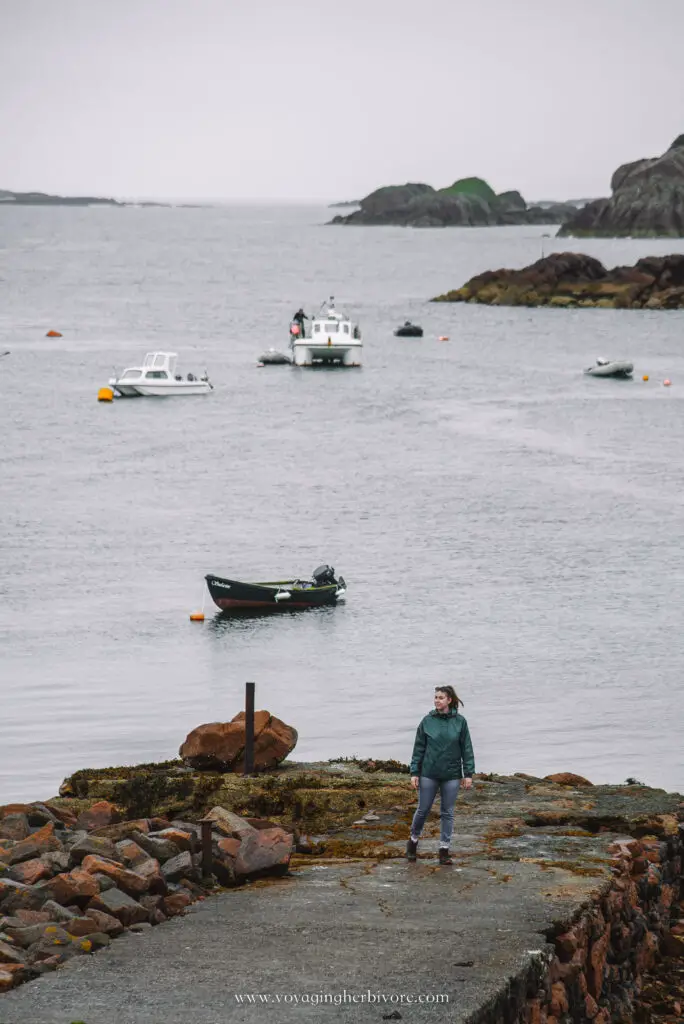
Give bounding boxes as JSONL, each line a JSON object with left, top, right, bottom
{"left": 289, "top": 297, "right": 362, "bottom": 367}
{"left": 109, "top": 352, "right": 213, "bottom": 397}
{"left": 583, "top": 358, "right": 633, "bottom": 379}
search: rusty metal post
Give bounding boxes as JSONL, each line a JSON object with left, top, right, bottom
{"left": 200, "top": 818, "right": 213, "bottom": 877}
{"left": 244, "top": 681, "right": 255, "bottom": 776}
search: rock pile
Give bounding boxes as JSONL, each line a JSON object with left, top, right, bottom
{"left": 0, "top": 798, "right": 293, "bottom": 993}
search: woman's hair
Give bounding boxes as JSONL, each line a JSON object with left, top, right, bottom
{"left": 435, "top": 685, "right": 463, "bottom": 710}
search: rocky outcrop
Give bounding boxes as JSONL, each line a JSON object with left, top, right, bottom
{"left": 559, "top": 135, "right": 684, "bottom": 237}
{"left": 433, "top": 251, "right": 684, "bottom": 309}
{"left": 58, "top": 759, "right": 411, "bottom": 831}
{"left": 179, "top": 711, "right": 298, "bottom": 772}
{"left": 330, "top": 177, "right": 578, "bottom": 228}
{"left": 0, "top": 797, "right": 293, "bottom": 993}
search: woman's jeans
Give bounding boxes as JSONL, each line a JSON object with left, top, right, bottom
{"left": 410, "top": 777, "right": 461, "bottom": 847}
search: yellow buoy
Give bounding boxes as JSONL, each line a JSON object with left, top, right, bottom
{"left": 642, "top": 375, "right": 649, "bottom": 381}
{"left": 189, "top": 612, "right": 205, "bottom": 622}
{"left": 97, "top": 387, "right": 114, "bottom": 402}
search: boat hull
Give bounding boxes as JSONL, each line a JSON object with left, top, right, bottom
{"left": 291, "top": 342, "right": 362, "bottom": 367}
{"left": 205, "top": 574, "right": 343, "bottom": 612}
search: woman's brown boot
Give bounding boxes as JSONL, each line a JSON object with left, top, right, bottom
{"left": 438, "top": 848, "right": 453, "bottom": 866}
{"left": 406, "top": 838, "right": 418, "bottom": 861}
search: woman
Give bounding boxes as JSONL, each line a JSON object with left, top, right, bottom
{"left": 407, "top": 685, "right": 475, "bottom": 865}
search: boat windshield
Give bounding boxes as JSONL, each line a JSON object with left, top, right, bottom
{"left": 324, "top": 323, "right": 339, "bottom": 332}
{"left": 121, "top": 370, "right": 142, "bottom": 380}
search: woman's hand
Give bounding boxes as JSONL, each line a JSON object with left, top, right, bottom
{"left": 462, "top": 777, "right": 473, "bottom": 790}
{"left": 411, "top": 776, "right": 420, "bottom": 789}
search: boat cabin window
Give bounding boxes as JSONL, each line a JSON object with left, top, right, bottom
{"left": 314, "top": 323, "right": 321, "bottom": 333}
{"left": 121, "top": 370, "right": 142, "bottom": 380}
{"left": 324, "top": 322, "right": 339, "bottom": 333}
{"left": 145, "top": 370, "right": 169, "bottom": 379}
{"left": 343, "top": 323, "right": 349, "bottom": 334}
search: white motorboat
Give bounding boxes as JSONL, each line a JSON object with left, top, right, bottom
{"left": 583, "top": 358, "right": 633, "bottom": 379}
{"left": 289, "top": 297, "right": 362, "bottom": 367}
{"left": 109, "top": 352, "right": 213, "bottom": 396}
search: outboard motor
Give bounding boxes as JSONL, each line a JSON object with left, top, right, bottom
{"left": 312, "top": 564, "right": 336, "bottom": 586}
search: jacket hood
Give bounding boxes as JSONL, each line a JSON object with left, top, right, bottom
{"left": 429, "top": 708, "right": 460, "bottom": 718}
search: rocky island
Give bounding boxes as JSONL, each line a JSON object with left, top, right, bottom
{"left": 559, "top": 135, "right": 684, "bottom": 238}
{"left": 432, "top": 251, "right": 684, "bottom": 309}
{"left": 329, "top": 176, "right": 578, "bottom": 228}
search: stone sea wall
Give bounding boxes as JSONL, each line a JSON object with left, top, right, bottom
{"left": 501, "top": 829, "right": 684, "bottom": 1024}
{"left": 1, "top": 762, "right": 683, "bottom": 1021}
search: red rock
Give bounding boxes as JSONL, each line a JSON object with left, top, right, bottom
{"left": 76, "top": 801, "right": 121, "bottom": 832}
{"left": 0, "top": 969, "right": 16, "bottom": 992}
{"left": 42, "top": 868, "right": 99, "bottom": 906}
{"left": 87, "top": 888, "right": 149, "bottom": 927}
{"left": 206, "top": 807, "right": 257, "bottom": 840}
{"left": 0, "top": 879, "right": 48, "bottom": 914}
{"left": 64, "top": 916, "right": 101, "bottom": 937}
{"left": 588, "top": 927, "right": 609, "bottom": 998}
{"left": 154, "top": 828, "right": 193, "bottom": 851}
{"left": 44, "top": 803, "right": 78, "bottom": 828}
{"left": 584, "top": 994, "right": 599, "bottom": 1019}
{"left": 0, "top": 815, "right": 30, "bottom": 842}
{"left": 549, "top": 982, "right": 569, "bottom": 1018}
{"left": 91, "top": 819, "right": 150, "bottom": 841}
{"left": 544, "top": 773, "right": 593, "bottom": 787}
{"left": 0, "top": 939, "right": 24, "bottom": 964}
{"left": 135, "top": 857, "right": 167, "bottom": 894}
{"left": 84, "top": 908, "right": 124, "bottom": 937}
{"left": 179, "top": 710, "right": 297, "bottom": 771}
{"left": 235, "top": 827, "right": 293, "bottom": 877}
{"left": 80, "top": 855, "right": 148, "bottom": 895}
{"left": 217, "top": 837, "right": 240, "bottom": 858}
{"left": 115, "top": 839, "right": 150, "bottom": 869}
{"left": 161, "top": 892, "right": 192, "bottom": 917}
{"left": 8, "top": 857, "right": 51, "bottom": 885}
{"left": 14, "top": 909, "right": 51, "bottom": 924}
{"left": 0, "top": 804, "right": 33, "bottom": 819}
{"left": 8, "top": 823, "right": 63, "bottom": 865}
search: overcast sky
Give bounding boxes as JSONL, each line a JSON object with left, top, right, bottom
{"left": 2, "top": 0, "right": 683, "bottom": 202}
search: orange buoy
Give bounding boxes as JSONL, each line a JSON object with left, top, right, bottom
{"left": 46, "top": 330, "right": 62, "bottom": 337}
{"left": 97, "top": 387, "right": 114, "bottom": 402}
{"left": 189, "top": 612, "right": 205, "bottom": 622}
{"left": 642, "top": 375, "right": 649, "bottom": 381}
{"left": 664, "top": 379, "right": 672, "bottom": 387}
{"left": 438, "top": 335, "right": 449, "bottom": 341}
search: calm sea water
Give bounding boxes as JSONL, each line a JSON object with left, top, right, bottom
{"left": 1, "top": 204, "right": 684, "bottom": 803}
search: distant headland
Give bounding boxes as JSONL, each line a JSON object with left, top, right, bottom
{"left": 0, "top": 189, "right": 192, "bottom": 208}
{"left": 0, "top": 188, "right": 124, "bottom": 207}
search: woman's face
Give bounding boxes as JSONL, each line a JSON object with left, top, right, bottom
{"left": 434, "top": 690, "right": 452, "bottom": 713}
